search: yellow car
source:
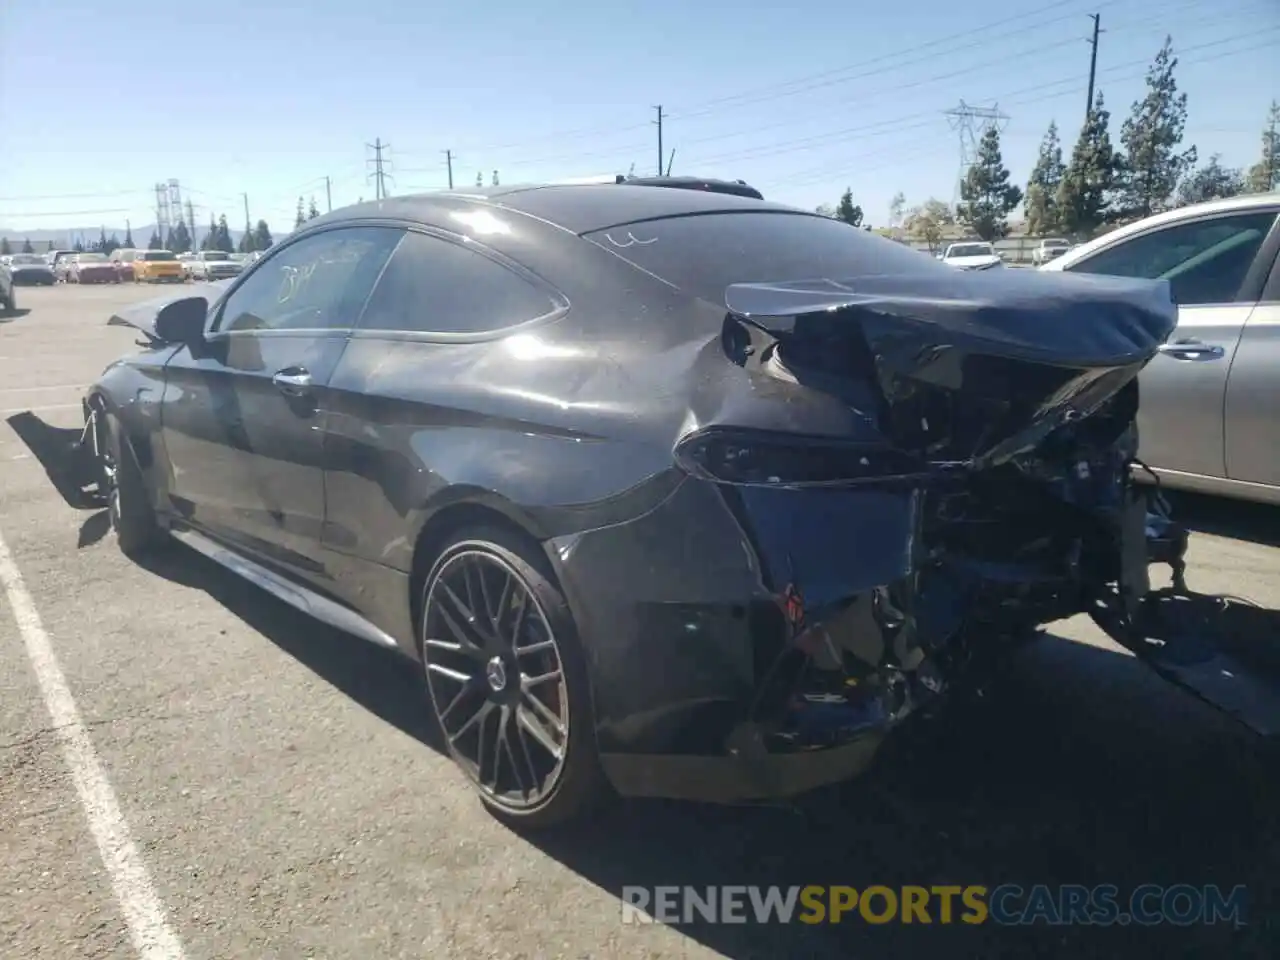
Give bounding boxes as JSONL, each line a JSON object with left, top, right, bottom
{"left": 132, "top": 250, "right": 186, "bottom": 283}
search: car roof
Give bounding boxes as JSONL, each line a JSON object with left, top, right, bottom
{"left": 310, "top": 183, "right": 807, "bottom": 237}
{"left": 1045, "top": 191, "right": 1280, "bottom": 271}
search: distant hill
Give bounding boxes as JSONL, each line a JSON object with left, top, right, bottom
{"left": 0, "top": 223, "right": 247, "bottom": 251}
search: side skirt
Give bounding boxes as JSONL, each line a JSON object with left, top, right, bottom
{"left": 169, "top": 527, "right": 402, "bottom": 652}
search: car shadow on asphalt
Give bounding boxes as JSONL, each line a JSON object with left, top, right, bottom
{"left": 1166, "top": 489, "right": 1280, "bottom": 549}
{"left": 131, "top": 540, "right": 1280, "bottom": 960}
{"left": 132, "top": 541, "right": 444, "bottom": 751}
{"left": 4, "top": 411, "right": 101, "bottom": 510}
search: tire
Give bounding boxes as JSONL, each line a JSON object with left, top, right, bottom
{"left": 418, "top": 524, "right": 609, "bottom": 829}
{"left": 0, "top": 289, "right": 12, "bottom": 315}
{"left": 101, "top": 413, "right": 166, "bottom": 558}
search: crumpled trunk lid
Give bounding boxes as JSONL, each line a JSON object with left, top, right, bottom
{"left": 722, "top": 269, "right": 1177, "bottom": 467}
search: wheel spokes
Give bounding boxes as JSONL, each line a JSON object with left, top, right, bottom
{"left": 422, "top": 549, "right": 571, "bottom": 808}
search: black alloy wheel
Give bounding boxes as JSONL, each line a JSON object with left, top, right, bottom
{"left": 419, "top": 529, "right": 605, "bottom": 827}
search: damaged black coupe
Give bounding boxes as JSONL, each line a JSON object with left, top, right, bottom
{"left": 80, "top": 182, "right": 1212, "bottom": 827}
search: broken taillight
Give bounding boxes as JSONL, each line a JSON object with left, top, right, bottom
{"left": 672, "top": 427, "right": 931, "bottom": 488}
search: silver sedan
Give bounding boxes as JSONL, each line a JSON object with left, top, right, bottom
{"left": 1042, "top": 192, "right": 1280, "bottom": 505}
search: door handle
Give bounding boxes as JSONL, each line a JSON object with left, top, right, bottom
{"left": 1157, "top": 340, "right": 1225, "bottom": 361}
{"left": 272, "top": 367, "right": 313, "bottom": 396}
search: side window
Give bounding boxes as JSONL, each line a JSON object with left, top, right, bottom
{"left": 1066, "top": 211, "right": 1277, "bottom": 306}
{"left": 215, "top": 226, "right": 403, "bottom": 334}
{"left": 356, "top": 231, "right": 557, "bottom": 335}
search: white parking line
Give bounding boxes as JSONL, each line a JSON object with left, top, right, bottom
{"left": 0, "top": 403, "right": 83, "bottom": 415}
{"left": 0, "top": 529, "right": 187, "bottom": 960}
{"left": 0, "top": 384, "right": 87, "bottom": 394}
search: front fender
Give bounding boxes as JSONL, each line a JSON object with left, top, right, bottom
{"left": 86, "top": 353, "right": 174, "bottom": 505}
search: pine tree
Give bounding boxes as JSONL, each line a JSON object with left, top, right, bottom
{"left": 253, "top": 220, "right": 274, "bottom": 251}
{"left": 147, "top": 230, "right": 163, "bottom": 250}
{"left": 106, "top": 234, "right": 121, "bottom": 254}
{"left": 1057, "top": 92, "right": 1119, "bottom": 236}
{"left": 1245, "top": 100, "right": 1279, "bottom": 193}
{"left": 1177, "top": 155, "right": 1245, "bottom": 206}
{"left": 96, "top": 227, "right": 109, "bottom": 252}
{"left": 124, "top": 225, "right": 135, "bottom": 248}
{"left": 307, "top": 197, "right": 321, "bottom": 220}
{"left": 835, "top": 189, "right": 863, "bottom": 227}
{"left": 0, "top": 238, "right": 10, "bottom": 256}
{"left": 1113, "top": 37, "right": 1197, "bottom": 221}
{"left": 216, "top": 215, "right": 234, "bottom": 253}
{"left": 294, "top": 197, "right": 306, "bottom": 229}
{"left": 74, "top": 240, "right": 85, "bottom": 253}
{"left": 167, "top": 221, "right": 192, "bottom": 254}
{"left": 21, "top": 238, "right": 34, "bottom": 253}
{"left": 957, "top": 126, "right": 1022, "bottom": 240}
{"left": 1025, "top": 121, "right": 1066, "bottom": 234}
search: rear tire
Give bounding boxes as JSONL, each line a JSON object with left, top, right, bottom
{"left": 0, "top": 289, "right": 13, "bottom": 315}
{"left": 418, "top": 524, "right": 609, "bottom": 829}
{"left": 102, "top": 413, "right": 165, "bottom": 558}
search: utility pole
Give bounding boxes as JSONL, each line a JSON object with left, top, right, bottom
{"left": 325, "top": 176, "right": 332, "bottom": 212}
{"left": 185, "top": 200, "right": 196, "bottom": 251}
{"left": 1267, "top": 113, "right": 1277, "bottom": 189}
{"left": 653, "top": 105, "right": 665, "bottom": 176}
{"left": 367, "top": 139, "right": 391, "bottom": 200}
{"left": 444, "top": 149, "right": 454, "bottom": 189}
{"left": 1085, "top": 14, "right": 1103, "bottom": 124}
{"left": 242, "top": 193, "right": 252, "bottom": 250}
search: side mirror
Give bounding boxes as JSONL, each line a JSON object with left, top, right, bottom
{"left": 154, "top": 296, "right": 208, "bottom": 346}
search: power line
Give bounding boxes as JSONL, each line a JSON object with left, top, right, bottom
{"left": 478, "top": 13, "right": 1246, "bottom": 174}
{"left": 429, "top": 0, "right": 1115, "bottom": 158}
{"left": 762, "top": 35, "right": 1279, "bottom": 191}
{"left": 0, "top": 189, "right": 150, "bottom": 203}
{"left": 662, "top": 1, "right": 1233, "bottom": 157}
{"left": 0, "top": 207, "right": 140, "bottom": 218}
{"left": 683, "top": 28, "right": 1278, "bottom": 168}
{"left": 669, "top": 0, "right": 1122, "bottom": 122}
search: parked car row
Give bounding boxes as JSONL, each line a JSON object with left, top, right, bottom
{"left": 0, "top": 248, "right": 252, "bottom": 285}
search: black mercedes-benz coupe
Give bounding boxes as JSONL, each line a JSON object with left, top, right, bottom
{"left": 80, "top": 180, "right": 1205, "bottom": 827}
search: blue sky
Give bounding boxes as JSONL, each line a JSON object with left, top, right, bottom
{"left": 1, "top": 0, "right": 1276, "bottom": 236}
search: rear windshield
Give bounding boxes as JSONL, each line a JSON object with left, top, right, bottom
{"left": 143, "top": 251, "right": 178, "bottom": 261}
{"left": 582, "top": 212, "right": 939, "bottom": 305}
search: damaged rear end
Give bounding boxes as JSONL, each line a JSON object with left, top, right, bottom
{"left": 661, "top": 268, "right": 1201, "bottom": 798}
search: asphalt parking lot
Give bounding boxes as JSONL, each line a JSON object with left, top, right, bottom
{"left": 2, "top": 283, "right": 1279, "bottom": 959}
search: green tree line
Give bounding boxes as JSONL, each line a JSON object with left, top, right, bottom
{"left": 828, "top": 37, "right": 1277, "bottom": 247}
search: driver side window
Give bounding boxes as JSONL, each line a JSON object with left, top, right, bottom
{"left": 215, "top": 226, "right": 403, "bottom": 333}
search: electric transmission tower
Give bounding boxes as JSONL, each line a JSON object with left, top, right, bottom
{"left": 154, "top": 183, "right": 170, "bottom": 240}
{"left": 366, "top": 139, "right": 393, "bottom": 200}
{"left": 944, "top": 100, "right": 1010, "bottom": 208}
